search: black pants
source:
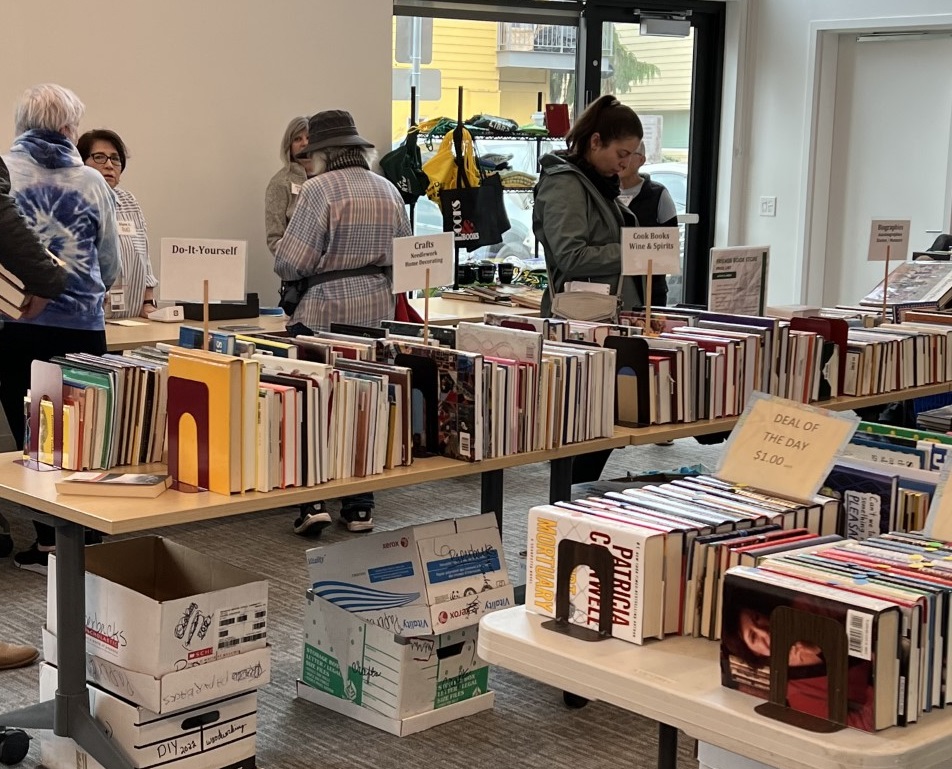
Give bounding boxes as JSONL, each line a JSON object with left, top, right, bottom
{"left": 0, "top": 322, "right": 107, "bottom": 546}
{"left": 571, "top": 449, "right": 613, "bottom": 485}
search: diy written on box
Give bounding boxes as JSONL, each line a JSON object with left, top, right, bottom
{"left": 39, "top": 663, "right": 257, "bottom": 769}
{"left": 48, "top": 536, "right": 268, "bottom": 677}
{"left": 306, "top": 513, "right": 514, "bottom": 636}
{"left": 299, "top": 591, "right": 492, "bottom": 729}
{"left": 41, "top": 626, "right": 270, "bottom": 715}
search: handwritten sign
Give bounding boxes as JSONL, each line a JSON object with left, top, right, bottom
{"left": 708, "top": 246, "right": 770, "bottom": 315}
{"left": 621, "top": 227, "right": 681, "bottom": 275}
{"left": 392, "top": 232, "right": 454, "bottom": 294}
{"left": 716, "top": 392, "right": 859, "bottom": 502}
{"left": 159, "top": 238, "right": 247, "bottom": 303}
{"left": 868, "top": 219, "right": 910, "bottom": 262}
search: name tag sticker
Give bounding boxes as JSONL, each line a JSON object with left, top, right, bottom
{"left": 117, "top": 220, "right": 136, "bottom": 237}
{"left": 291, "top": 183, "right": 302, "bottom": 196}
{"left": 109, "top": 288, "right": 126, "bottom": 313}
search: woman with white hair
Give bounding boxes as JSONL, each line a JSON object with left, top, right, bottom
{"left": 0, "top": 83, "right": 119, "bottom": 575}
{"left": 274, "top": 109, "right": 411, "bottom": 537}
{"left": 264, "top": 116, "right": 310, "bottom": 256}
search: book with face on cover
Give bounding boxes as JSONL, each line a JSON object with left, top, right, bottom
{"left": 860, "top": 261, "right": 952, "bottom": 308}
{"left": 55, "top": 472, "right": 172, "bottom": 498}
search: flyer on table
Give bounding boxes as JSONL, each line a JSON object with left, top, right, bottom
{"left": 708, "top": 246, "right": 769, "bottom": 316}
{"left": 392, "top": 232, "right": 455, "bottom": 294}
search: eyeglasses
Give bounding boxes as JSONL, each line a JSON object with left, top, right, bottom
{"left": 90, "top": 153, "right": 122, "bottom": 167}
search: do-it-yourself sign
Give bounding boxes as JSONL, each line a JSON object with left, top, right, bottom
{"left": 159, "top": 238, "right": 247, "bottom": 302}
{"left": 392, "top": 232, "right": 455, "bottom": 294}
{"left": 621, "top": 227, "right": 681, "bottom": 275}
{"left": 716, "top": 392, "right": 859, "bottom": 503}
{"left": 867, "top": 219, "right": 910, "bottom": 262}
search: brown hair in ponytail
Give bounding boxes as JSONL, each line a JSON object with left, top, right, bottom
{"left": 565, "top": 95, "right": 643, "bottom": 157}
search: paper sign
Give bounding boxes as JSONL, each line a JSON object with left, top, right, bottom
{"left": 867, "top": 219, "right": 910, "bottom": 262}
{"left": 708, "top": 246, "right": 770, "bottom": 316}
{"left": 621, "top": 227, "right": 681, "bottom": 275}
{"left": 158, "top": 238, "right": 247, "bottom": 302}
{"left": 716, "top": 392, "right": 859, "bottom": 503}
{"left": 392, "top": 232, "right": 454, "bottom": 294}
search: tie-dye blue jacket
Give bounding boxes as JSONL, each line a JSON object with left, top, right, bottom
{"left": 3, "top": 129, "right": 119, "bottom": 330}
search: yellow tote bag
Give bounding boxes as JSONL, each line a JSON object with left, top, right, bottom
{"left": 422, "top": 127, "right": 480, "bottom": 203}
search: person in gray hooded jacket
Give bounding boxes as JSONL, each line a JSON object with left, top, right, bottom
{"left": 533, "top": 95, "right": 647, "bottom": 317}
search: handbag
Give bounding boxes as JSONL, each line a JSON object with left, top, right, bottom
{"left": 380, "top": 127, "right": 429, "bottom": 205}
{"left": 549, "top": 290, "right": 621, "bottom": 323}
{"left": 421, "top": 126, "right": 480, "bottom": 203}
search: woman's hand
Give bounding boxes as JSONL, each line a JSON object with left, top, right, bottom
{"left": 140, "top": 299, "right": 157, "bottom": 318}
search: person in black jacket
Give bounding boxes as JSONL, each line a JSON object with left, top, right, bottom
{"left": 0, "top": 156, "right": 67, "bottom": 671}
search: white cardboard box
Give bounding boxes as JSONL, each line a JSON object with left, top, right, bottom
{"left": 48, "top": 536, "right": 268, "bottom": 677}
{"left": 39, "top": 663, "right": 257, "bottom": 769}
{"left": 296, "top": 680, "right": 495, "bottom": 737}
{"left": 305, "top": 513, "right": 514, "bottom": 636}
{"left": 300, "top": 591, "right": 493, "bottom": 728}
{"left": 42, "top": 626, "right": 271, "bottom": 714}
{"left": 697, "top": 742, "right": 777, "bottom": 769}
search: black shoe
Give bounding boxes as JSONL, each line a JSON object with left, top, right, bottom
{"left": 0, "top": 532, "right": 12, "bottom": 558}
{"left": 13, "top": 541, "right": 52, "bottom": 576}
{"left": 293, "top": 502, "right": 332, "bottom": 537}
{"left": 340, "top": 508, "right": 374, "bottom": 533}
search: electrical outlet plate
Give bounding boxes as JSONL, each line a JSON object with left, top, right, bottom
{"left": 759, "top": 196, "right": 777, "bottom": 217}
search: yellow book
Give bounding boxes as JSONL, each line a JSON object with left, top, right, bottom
{"left": 167, "top": 349, "right": 243, "bottom": 494}
{"left": 38, "top": 398, "right": 54, "bottom": 466}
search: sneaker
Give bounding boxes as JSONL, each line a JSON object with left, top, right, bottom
{"left": 13, "top": 542, "right": 52, "bottom": 576}
{"left": 340, "top": 508, "right": 374, "bottom": 533}
{"left": 293, "top": 502, "right": 332, "bottom": 537}
{"left": 654, "top": 440, "right": 675, "bottom": 447}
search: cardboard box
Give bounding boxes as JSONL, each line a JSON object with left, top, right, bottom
{"left": 42, "top": 626, "right": 271, "bottom": 714}
{"left": 697, "top": 743, "right": 774, "bottom": 769}
{"left": 39, "top": 663, "right": 257, "bottom": 769}
{"left": 296, "top": 680, "right": 495, "bottom": 737}
{"left": 300, "top": 591, "right": 493, "bottom": 728}
{"left": 48, "top": 536, "right": 268, "bottom": 677}
{"left": 305, "top": 513, "right": 514, "bottom": 636}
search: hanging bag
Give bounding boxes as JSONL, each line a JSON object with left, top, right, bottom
{"left": 380, "top": 127, "right": 429, "bottom": 205}
{"left": 421, "top": 126, "right": 480, "bottom": 203}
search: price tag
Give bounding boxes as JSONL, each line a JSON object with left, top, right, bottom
{"left": 867, "top": 219, "right": 910, "bottom": 262}
{"left": 716, "top": 392, "right": 859, "bottom": 502}
{"left": 392, "top": 232, "right": 454, "bottom": 294}
{"left": 621, "top": 227, "right": 681, "bottom": 275}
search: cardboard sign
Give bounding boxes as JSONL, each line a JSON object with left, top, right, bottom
{"left": 392, "top": 232, "right": 454, "bottom": 294}
{"left": 158, "top": 238, "right": 247, "bottom": 302}
{"left": 868, "top": 219, "right": 910, "bottom": 262}
{"left": 708, "top": 246, "right": 770, "bottom": 316}
{"left": 716, "top": 392, "right": 859, "bottom": 503}
{"left": 621, "top": 227, "right": 681, "bottom": 275}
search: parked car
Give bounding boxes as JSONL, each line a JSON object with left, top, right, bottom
{"left": 641, "top": 162, "right": 688, "bottom": 304}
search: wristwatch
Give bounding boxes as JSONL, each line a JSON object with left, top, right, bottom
{"left": 143, "top": 299, "right": 157, "bottom": 308}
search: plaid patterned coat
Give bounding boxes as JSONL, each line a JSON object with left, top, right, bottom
{"left": 274, "top": 167, "right": 411, "bottom": 331}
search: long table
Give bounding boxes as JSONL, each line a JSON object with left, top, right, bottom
{"left": 478, "top": 608, "right": 952, "bottom": 769}
{"left": 2, "top": 381, "right": 950, "bottom": 769}
{"left": 103, "top": 299, "right": 538, "bottom": 351}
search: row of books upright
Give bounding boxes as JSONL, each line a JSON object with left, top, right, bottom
{"left": 721, "top": 531, "right": 952, "bottom": 732}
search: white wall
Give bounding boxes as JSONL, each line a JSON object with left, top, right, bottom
{"left": 1, "top": 1, "right": 392, "bottom": 307}
{"left": 736, "top": 0, "right": 952, "bottom": 305}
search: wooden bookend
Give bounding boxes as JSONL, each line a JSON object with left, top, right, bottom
{"left": 541, "top": 538, "right": 614, "bottom": 642}
{"left": 753, "top": 605, "right": 848, "bottom": 733}
{"left": 24, "top": 360, "right": 64, "bottom": 470}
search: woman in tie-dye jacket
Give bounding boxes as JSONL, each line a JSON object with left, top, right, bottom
{"left": 0, "top": 83, "right": 119, "bottom": 574}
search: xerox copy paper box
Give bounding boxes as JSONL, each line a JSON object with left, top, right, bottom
{"left": 39, "top": 663, "right": 257, "bottom": 769}
{"left": 47, "top": 536, "right": 268, "bottom": 677}
{"left": 299, "top": 591, "right": 492, "bottom": 728}
{"left": 305, "top": 514, "right": 513, "bottom": 635}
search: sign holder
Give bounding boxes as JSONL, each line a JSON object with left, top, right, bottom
{"left": 423, "top": 268, "right": 430, "bottom": 345}
{"left": 643, "top": 259, "right": 654, "bottom": 336}
{"left": 881, "top": 245, "right": 891, "bottom": 322}
{"left": 203, "top": 279, "right": 210, "bottom": 350}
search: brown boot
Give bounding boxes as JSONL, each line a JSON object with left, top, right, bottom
{"left": 0, "top": 641, "right": 39, "bottom": 670}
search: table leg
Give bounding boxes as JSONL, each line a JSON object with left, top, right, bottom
{"left": 549, "top": 457, "right": 573, "bottom": 503}
{"left": 658, "top": 722, "right": 679, "bottom": 769}
{"left": 481, "top": 469, "right": 505, "bottom": 533}
{"left": 0, "top": 521, "right": 132, "bottom": 769}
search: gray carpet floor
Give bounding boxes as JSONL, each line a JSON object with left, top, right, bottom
{"left": 0, "top": 440, "right": 724, "bottom": 769}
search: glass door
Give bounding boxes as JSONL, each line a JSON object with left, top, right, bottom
{"left": 579, "top": 0, "right": 725, "bottom": 306}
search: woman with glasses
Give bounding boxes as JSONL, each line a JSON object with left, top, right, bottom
{"left": 77, "top": 129, "right": 157, "bottom": 319}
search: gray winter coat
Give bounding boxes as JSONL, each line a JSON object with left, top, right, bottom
{"left": 533, "top": 153, "right": 640, "bottom": 316}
